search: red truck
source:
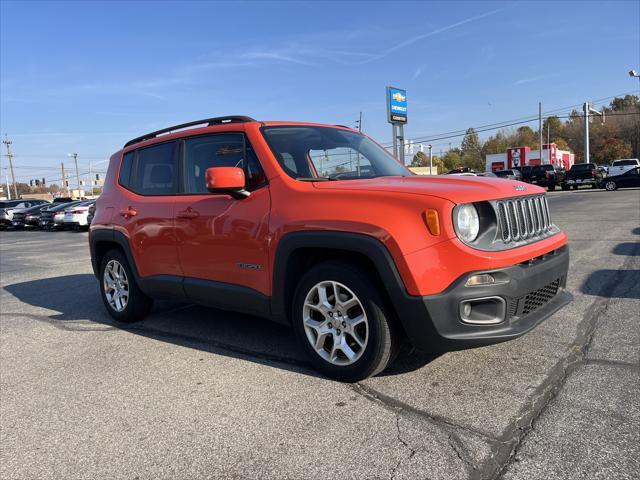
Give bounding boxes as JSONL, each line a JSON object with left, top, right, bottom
{"left": 89, "top": 116, "right": 571, "bottom": 381}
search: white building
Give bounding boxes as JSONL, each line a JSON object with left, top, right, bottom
{"left": 486, "top": 144, "right": 575, "bottom": 172}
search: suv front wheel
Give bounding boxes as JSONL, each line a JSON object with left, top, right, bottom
{"left": 99, "top": 249, "right": 153, "bottom": 323}
{"left": 292, "top": 261, "right": 399, "bottom": 382}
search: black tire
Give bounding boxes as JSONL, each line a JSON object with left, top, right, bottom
{"left": 572, "top": 185, "right": 578, "bottom": 190}
{"left": 548, "top": 183, "right": 555, "bottom": 191}
{"left": 562, "top": 184, "right": 570, "bottom": 191}
{"left": 292, "top": 261, "right": 399, "bottom": 382}
{"left": 604, "top": 180, "right": 617, "bottom": 191}
{"left": 591, "top": 183, "right": 597, "bottom": 189}
{"left": 99, "top": 249, "right": 153, "bottom": 323}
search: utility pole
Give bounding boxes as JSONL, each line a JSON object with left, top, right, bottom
{"left": 356, "top": 111, "right": 363, "bottom": 132}
{"left": 69, "top": 152, "right": 80, "bottom": 198}
{"left": 61, "top": 162, "right": 68, "bottom": 196}
{"left": 3, "top": 135, "right": 18, "bottom": 199}
{"left": 539, "top": 102, "right": 543, "bottom": 164}
{"left": 583, "top": 102, "right": 604, "bottom": 164}
{"left": 5, "top": 174, "right": 11, "bottom": 200}
{"left": 428, "top": 144, "right": 433, "bottom": 175}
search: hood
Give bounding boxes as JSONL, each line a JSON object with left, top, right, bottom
{"left": 312, "top": 175, "right": 544, "bottom": 204}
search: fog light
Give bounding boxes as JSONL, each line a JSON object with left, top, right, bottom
{"left": 465, "top": 274, "right": 496, "bottom": 287}
{"left": 463, "top": 303, "right": 472, "bottom": 317}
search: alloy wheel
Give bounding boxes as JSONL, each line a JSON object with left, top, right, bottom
{"left": 103, "top": 259, "right": 130, "bottom": 312}
{"left": 302, "top": 280, "right": 369, "bottom": 366}
{"left": 605, "top": 181, "right": 617, "bottom": 191}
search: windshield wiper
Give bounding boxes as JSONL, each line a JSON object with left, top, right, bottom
{"left": 296, "top": 177, "right": 337, "bottom": 182}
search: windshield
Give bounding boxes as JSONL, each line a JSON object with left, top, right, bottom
{"left": 571, "top": 164, "right": 593, "bottom": 170}
{"left": 261, "top": 126, "right": 410, "bottom": 180}
{"left": 612, "top": 159, "right": 638, "bottom": 166}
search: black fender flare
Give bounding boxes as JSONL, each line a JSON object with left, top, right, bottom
{"left": 89, "top": 229, "right": 141, "bottom": 282}
{"left": 271, "top": 231, "right": 416, "bottom": 321}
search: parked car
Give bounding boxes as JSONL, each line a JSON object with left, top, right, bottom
{"left": 86, "top": 203, "right": 96, "bottom": 226}
{"left": 63, "top": 201, "right": 95, "bottom": 229}
{"left": 38, "top": 200, "right": 81, "bottom": 229}
{"left": 564, "top": 163, "right": 603, "bottom": 190}
{"left": 90, "top": 115, "right": 570, "bottom": 382}
{"left": 24, "top": 204, "right": 54, "bottom": 228}
{"left": 10, "top": 203, "right": 52, "bottom": 228}
{"left": 512, "top": 165, "right": 534, "bottom": 183}
{"left": 529, "top": 164, "right": 566, "bottom": 191}
{"left": 596, "top": 165, "right": 609, "bottom": 175}
{"left": 494, "top": 169, "right": 522, "bottom": 181}
{"left": 607, "top": 159, "right": 639, "bottom": 177}
{"left": 476, "top": 172, "right": 497, "bottom": 178}
{"left": 0, "top": 199, "right": 49, "bottom": 229}
{"left": 601, "top": 166, "right": 640, "bottom": 191}
{"left": 446, "top": 167, "right": 475, "bottom": 175}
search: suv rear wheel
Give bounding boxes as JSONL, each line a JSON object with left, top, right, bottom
{"left": 292, "top": 261, "right": 398, "bottom": 382}
{"left": 604, "top": 180, "right": 618, "bottom": 191}
{"left": 99, "top": 249, "right": 153, "bottom": 323}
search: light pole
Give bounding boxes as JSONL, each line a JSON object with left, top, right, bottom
{"left": 427, "top": 144, "right": 433, "bottom": 175}
{"left": 629, "top": 69, "right": 640, "bottom": 85}
{"left": 68, "top": 152, "right": 80, "bottom": 198}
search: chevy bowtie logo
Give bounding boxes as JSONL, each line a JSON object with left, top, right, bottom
{"left": 513, "top": 185, "right": 527, "bottom": 191}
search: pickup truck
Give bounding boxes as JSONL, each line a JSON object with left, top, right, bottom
{"left": 608, "top": 159, "right": 640, "bottom": 177}
{"left": 529, "top": 164, "right": 566, "bottom": 191}
{"left": 564, "top": 163, "right": 603, "bottom": 190}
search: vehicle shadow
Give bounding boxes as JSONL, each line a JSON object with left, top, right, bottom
{"left": 613, "top": 242, "right": 640, "bottom": 256}
{"left": 633, "top": 227, "right": 640, "bottom": 235}
{"left": 2, "top": 274, "right": 439, "bottom": 379}
{"left": 580, "top": 268, "right": 640, "bottom": 300}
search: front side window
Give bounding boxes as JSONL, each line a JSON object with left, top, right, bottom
{"left": 184, "top": 134, "right": 266, "bottom": 194}
{"left": 261, "top": 126, "right": 409, "bottom": 180}
{"left": 131, "top": 142, "right": 177, "bottom": 195}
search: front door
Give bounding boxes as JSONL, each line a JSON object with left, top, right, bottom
{"left": 173, "top": 133, "right": 271, "bottom": 296}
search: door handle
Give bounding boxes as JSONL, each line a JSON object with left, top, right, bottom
{"left": 119, "top": 206, "right": 137, "bottom": 219}
{"left": 176, "top": 208, "right": 200, "bottom": 219}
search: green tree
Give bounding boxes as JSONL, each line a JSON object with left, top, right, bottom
{"left": 481, "top": 130, "right": 511, "bottom": 157}
{"left": 542, "top": 116, "right": 564, "bottom": 144}
{"left": 460, "top": 128, "right": 484, "bottom": 170}
{"left": 514, "top": 126, "right": 538, "bottom": 149}
{"left": 441, "top": 149, "right": 462, "bottom": 172}
{"left": 411, "top": 151, "right": 443, "bottom": 173}
{"left": 609, "top": 95, "right": 640, "bottom": 111}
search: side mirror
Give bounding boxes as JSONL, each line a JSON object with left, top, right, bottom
{"left": 205, "top": 167, "right": 250, "bottom": 199}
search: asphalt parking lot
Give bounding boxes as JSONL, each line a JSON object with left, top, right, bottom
{"left": 1, "top": 188, "right": 639, "bottom": 480}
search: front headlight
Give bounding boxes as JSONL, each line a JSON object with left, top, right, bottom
{"left": 454, "top": 204, "right": 480, "bottom": 243}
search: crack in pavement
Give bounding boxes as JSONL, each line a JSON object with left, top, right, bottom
{"left": 390, "top": 415, "right": 417, "bottom": 480}
{"left": 479, "top": 247, "right": 639, "bottom": 480}
{"left": 584, "top": 358, "right": 639, "bottom": 370}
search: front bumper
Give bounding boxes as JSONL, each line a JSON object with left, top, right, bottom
{"left": 397, "top": 245, "right": 571, "bottom": 351}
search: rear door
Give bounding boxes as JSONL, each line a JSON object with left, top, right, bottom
{"left": 113, "top": 142, "right": 182, "bottom": 278}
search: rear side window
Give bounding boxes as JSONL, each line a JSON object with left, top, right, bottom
{"left": 131, "top": 142, "right": 178, "bottom": 195}
{"left": 613, "top": 159, "right": 638, "bottom": 166}
{"left": 119, "top": 152, "right": 134, "bottom": 188}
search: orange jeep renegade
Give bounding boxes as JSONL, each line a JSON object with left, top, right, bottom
{"left": 90, "top": 116, "right": 571, "bottom": 381}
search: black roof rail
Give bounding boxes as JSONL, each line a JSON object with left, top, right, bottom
{"left": 123, "top": 115, "right": 257, "bottom": 148}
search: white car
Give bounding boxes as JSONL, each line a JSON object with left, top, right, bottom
{"left": 608, "top": 159, "right": 639, "bottom": 177}
{"left": 63, "top": 201, "right": 95, "bottom": 229}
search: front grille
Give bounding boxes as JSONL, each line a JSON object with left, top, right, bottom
{"left": 521, "top": 278, "right": 560, "bottom": 316}
{"left": 496, "top": 195, "right": 552, "bottom": 244}
{"left": 507, "top": 277, "right": 562, "bottom": 320}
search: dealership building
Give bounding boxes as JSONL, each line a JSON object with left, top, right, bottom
{"left": 485, "top": 143, "right": 575, "bottom": 172}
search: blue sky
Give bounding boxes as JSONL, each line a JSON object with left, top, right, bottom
{"left": 1, "top": 0, "right": 639, "bottom": 182}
